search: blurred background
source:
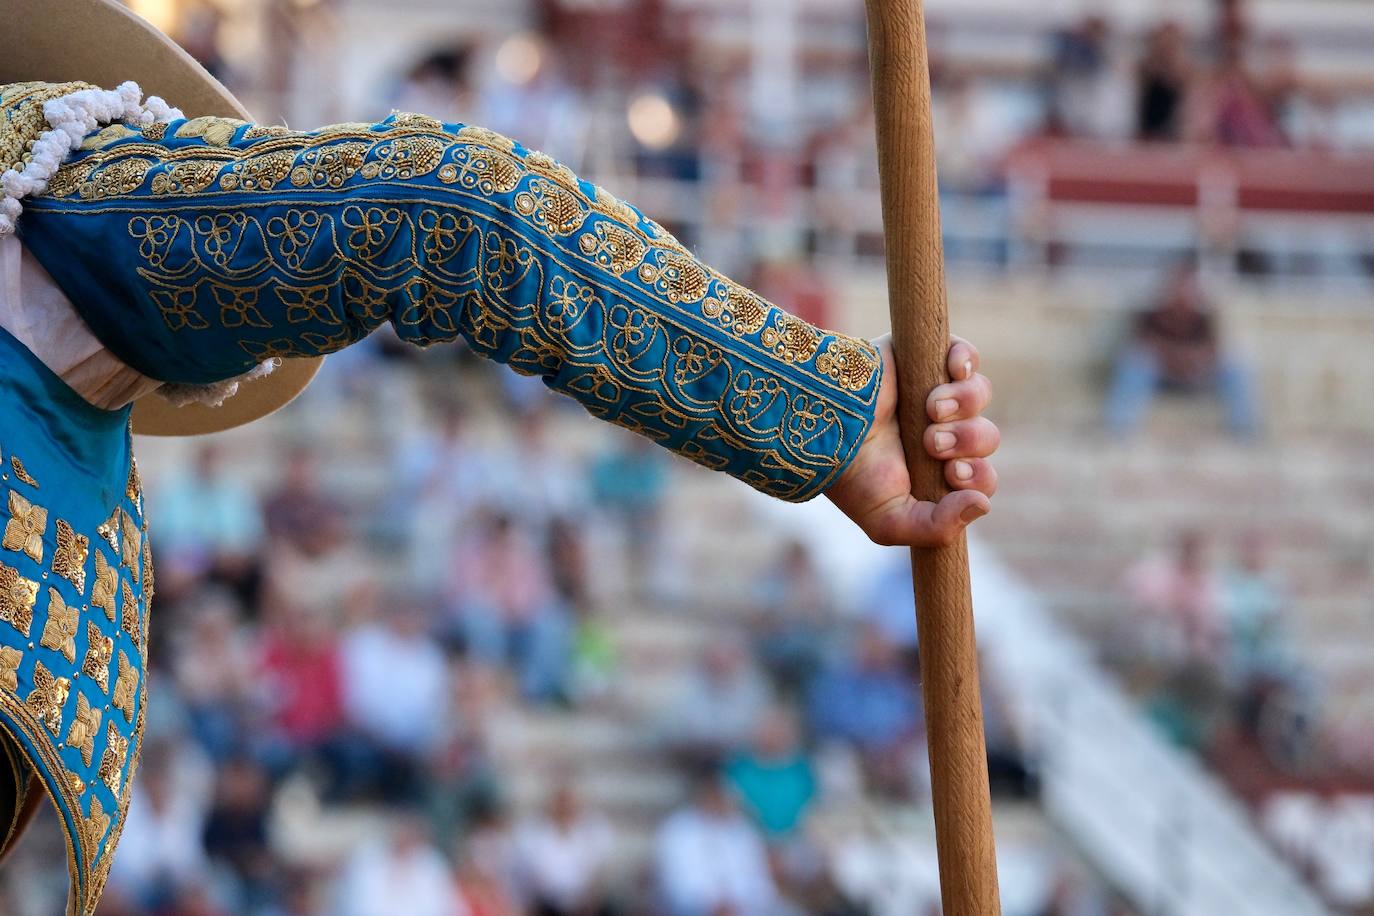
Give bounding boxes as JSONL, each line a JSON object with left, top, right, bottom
{"left": 7, "top": 0, "right": 1374, "bottom": 913}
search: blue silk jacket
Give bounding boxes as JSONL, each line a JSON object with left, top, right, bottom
{"left": 2, "top": 80, "right": 881, "bottom": 913}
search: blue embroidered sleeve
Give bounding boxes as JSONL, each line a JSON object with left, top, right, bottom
{"left": 19, "top": 113, "right": 881, "bottom": 502}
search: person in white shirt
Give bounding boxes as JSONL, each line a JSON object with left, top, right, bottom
{"left": 655, "top": 770, "right": 786, "bottom": 916}
{"left": 514, "top": 778, "right": 617, "bottom": 915}
{"left": 335, "top": 815, "right": 467, "bottom": 916}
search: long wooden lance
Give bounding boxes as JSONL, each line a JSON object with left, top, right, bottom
{"left": 862, "top": 0, "right": 1002, "bottom": 912}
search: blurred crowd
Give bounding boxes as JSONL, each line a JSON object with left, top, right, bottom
{"left": 0, "top": 344, "right": 1105, "bottom": 916}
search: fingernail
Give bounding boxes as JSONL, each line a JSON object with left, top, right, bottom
{"left": 934, "top": 431, "right": 957, "bottom": 453}
{"left": 963, "top": 360, "right": 974, "bottom": 380}
{"left": 936, "top": 398, "right": 958, "bottom": 419}
{"left": 961, "top": 504, "right": 988, "bottom": 524}
{"left": 953, "top": 460, "right": 974, "bottom": 481}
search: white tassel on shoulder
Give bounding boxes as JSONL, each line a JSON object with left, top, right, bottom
{"left": 0, "top": 81, "right": 183, "bottom": 235}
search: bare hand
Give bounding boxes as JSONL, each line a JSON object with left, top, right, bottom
{"left": 825, "top": 334, "right": 997, "bottom": 547}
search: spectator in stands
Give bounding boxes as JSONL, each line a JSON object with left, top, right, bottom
{"left": 447, "top": 509, "right": 572, "bottom": 701}
{"left": 201, "top": 755, "right": 276, "bottom": 911}
{"left": 254, "top": 600, "right": 346, "bottom": 780}
{"left": 512, "top": 777, "right": 618, "bottom": 915}
{"left": 427, "top": 662, "right": 505, "bottom": 853}
{"left": 655, "top": 769, "right": 781, "bottom": 916}
{"left": 1103, "top": 264, "right": 1260, "bottom": 439}
{"left": 334, "top": 814, "right": 465, "bottom": 916}
{"left": 392, "top": 45, "right": 475, "bottom": 124}
{"left": 152, "top": 442, "right": 265, "bottom": 605}
{"left": 1047, "top": 15, "right": 1130, "bottom": 139}
{"left": 1137, "top": 22, "right": 1193, "bottom": 141}
{"left": 808, "top": 622, "right": 924, "bottom": 798}
{"left": 726, "top": 707, "right": 817, "bottom": 841}
{"left": 340, "top": 599, "right": 451, "bottom": 801}
{"left": 459, "top": 798, "right": 523, "bottom": 915}
{"left": 171, "top": 591, "right": 255, "bottom": 759}
{"left": 262, "top": 445, "right": 342, "bottom": 554}
{"left": 751, "top": 539, "right": 834, "bottom": 697}
{"left": 662, "top": 634, "right": 773, "bottom": 766}
{"left": 589, "top": 431, "right": 669, "bottom": 599}
{"left": 1125, "top": 529, "right": 1230, "bottom": 749}
{"left": 108, "top": 749, "right": 212, "bottom": 911}
{"left": 266, "top": 510, "right": 378, "bottom": 628}
{"left": 1192, "top": 40, "right": 1287, "bottom": 148}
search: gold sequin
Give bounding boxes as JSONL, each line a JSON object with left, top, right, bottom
{"left": 25, "top": 661, "right": 69, "bottom": 736}
{"left": 80, "top": 157, "right": 154, "bottom": 200}
{"left": 98, "top": 722, "right": 127, "bottom": 796}
{"left": 96, "top": 510, "right": 120, "bottom": 556}
{"left": 9, "top": 456, "right": 37, "bottom": 487}
{"left": 762, "top": 314, "right": 822, "bottom": 364}
{"left": 0, "top": 562, "right": 37, "bottom": 637}
{"left": 140, "top": 539, "right": 154, "bottom": 609}
{"left": 578, "top": 223, "right": 646, "bottom": 276}
{"left": 0, "top": 645, "right": 20, "bottom": 692}
{"left": 150, "top": 160, "right": 221, "bottom": 195}
{"left": 112, "top": 653, "right": 137, "bottom": 724}
{"left": 81, "top": 622, "right": 113, "bottom": 693}
{"left": 3, "top": 491, "right": 46, "bottom": 562}
{"left": 91, "top": 550, "right": 117, "bottom": 621}
{"left": 53, "top": 520, "right": 89, "bottom": 593}
{"left": 39, "top": 588, "right": 78, "bottom": 663}
{"left": 66, "top": 693, "right": 100, "bottom": 766}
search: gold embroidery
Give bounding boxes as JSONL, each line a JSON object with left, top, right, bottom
{"left": 174, "top": 115, "right": 248, "bottom": 147}
{"left": 66, "top": 693, "right": 100, "bottom": 766}
{"left": 80, "top": 157, "right": 154, "bottom": 200}
{"left": 815, "top": 338, "right": 881, "bottom": 393}
{"left": 290, "top": 142, "right": 366, "bottom": 189}
{"left": 40, "top": 587, "right": 78, "bottom": 662}
{"left": 141, "top": 538, "right": 154, "bottom": 607}
{"left": 53, "top": 520, "right": 89, "bottom": 593}
{"left": 220, "top": 150, "right": 294, "bottom": 191}
{"left": 112, "top": 653, "right": 136, "bottom": 723}
{"left": 150, "top": 160, "right": 221, "bottom": 195}
{"left": 578, "top": 223, "right": 646, "bottom": 275}
{"left": 118, "top": 510, "right": 140, "bottom": 570}
{"left": 81, "top": 622, "right": 113, "bottom": 693}
{"left": 0, "top": 563, "right": 37, "bottom": 637}
{"left": 360, "top": 135, "right": 445, "bottom": 181}
{"left": 514, "top": 178, "right": 585, "bottom": 236}
{"left": 120, "top": 580, "right": 140, "bottom": 645}
{"left": 438, "top": 144, "right": 522, "bottom": 194}
{"left": 0, "top": 82, "right": 95, "bottom": 172}
{"left": 25, "top": 661, "right": 69, "bottom": 736}
{"left": 91, "top": 550, "right": 117, "bottom": 621}
{"left": 0, "top": 646, "right": 20, "bottom": 692}
{"left": 141, "top": 121, "right": 169, "bottom": 141}
{"left": 3, "top": 491, "right": 46, "bottom": 562}
{"left": 638, "top": 251, "right": 710, "bottom": 305}
{"left": 98, "top": 721, "right": 127, "bottom": 796}
{"left": 762, "top": 314, "right": 822, "bottom": 364}
{"left": 9, "top": 456, "right": 37, "bottom": 487}
{"left": 96, "top": 510, "right": 120, "bottom": 556}
{"left": 243, "top": 124, "right": 294, "bottom": 140}
{"left": 79, "top": 796, "right": 109, "bottom": 871}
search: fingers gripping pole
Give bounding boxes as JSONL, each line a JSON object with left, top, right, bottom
{"left": 861, "top": 0, "right": 1001, "bottom": 912}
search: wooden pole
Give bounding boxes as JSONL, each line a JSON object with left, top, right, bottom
{"left": 861, "top": 1, "right": 1002, "bottom": 913}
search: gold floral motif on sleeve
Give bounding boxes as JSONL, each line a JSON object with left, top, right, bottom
{"left": 81, "top": 622, "right": 113, "bottom": 693}
{"left": 112, "top": 653, "right": 137, "bottom": 724}
{"left": 9, "top": 457, "right": 37, "bottom": 487}
{"left": 91, "top": 550, "right": 117, "bottom": 621}
{"left": 815, "top": 337, "right": 881, "bottom": 393}
{"left": 52, "top": 520, "right": 89, "bottom": 594}
{"left": 98, "top": 722, "right": 128, "bottom": 796}
{"left": 25, "top": 662, "right": 69, "bottom": 736}
{"left": 141, "top": 539, "right": 154, "bottom": 607}
{"left": 39, "top": 588, "right": 79, "bottom": 663}
{"left": 3, "top": 491, "right": 46, "bottom": 563}
{"left": 0, "top": 563, "right": 37, "bottom": 637}
{"left": 0, "top": 645, "right": 20, "bottom": 692}
{"left": 66, "top": 692, "right": 101, "bottom": 767}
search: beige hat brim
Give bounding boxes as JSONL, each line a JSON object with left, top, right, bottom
{"left": 0, "top": 0, "right": 323, "bottom": 437}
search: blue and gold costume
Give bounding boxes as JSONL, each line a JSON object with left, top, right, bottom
{"left": 2, "top": 79, "right": 881, "bottom": 912}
